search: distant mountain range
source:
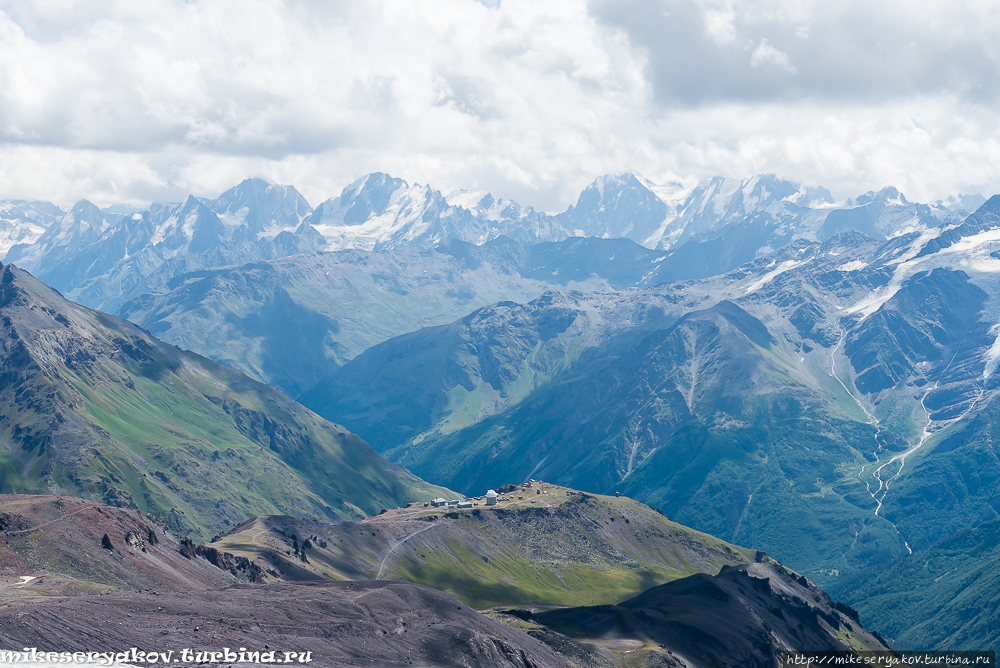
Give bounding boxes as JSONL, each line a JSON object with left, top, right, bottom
{"left": 0, "top": 170, "right": 975, "bottom": 400}
{"left": 0, "top": 200, "right": 64, "bottom": 257}
{"left": 4, "top": 180, "right": 324, "bottom": 314}
{"left": 0, "top": 172, "right": 983, "bottom": 316}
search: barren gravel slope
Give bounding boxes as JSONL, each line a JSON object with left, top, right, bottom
{"left": 0, "top": 580, "right": 576, "bottom": 668}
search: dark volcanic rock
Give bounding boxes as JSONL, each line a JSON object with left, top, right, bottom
{"left": 534, "top": 563, "right": 888, "bottom": 668}
{"left": 0, "top": 581, "right": 574, "bottom": 668}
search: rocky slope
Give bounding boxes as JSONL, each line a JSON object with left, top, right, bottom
{"left": 528, "top": 562, "right": 888, "bottom": 668}
{"left": 0, "top": 495, "right": 246, "bottom": 605}
{"left": 0, "top": 263, "right": 448, "bottom": 541}
{"left": 0, "top": 580, "right": 576, "bottom": 668}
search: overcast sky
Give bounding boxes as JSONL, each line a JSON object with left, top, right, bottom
{"left": 1, "top": 0, "right": 999, "bottom": 211}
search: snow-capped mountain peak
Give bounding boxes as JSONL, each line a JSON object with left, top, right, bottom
{"left": 0, "top": 200, "right": 64, "bottom": 257}
{"left": 558, "top": 172, "right": 672, "bottom": 244}
{"left": 209, "top": 177, "right": 312, "bottom": 240}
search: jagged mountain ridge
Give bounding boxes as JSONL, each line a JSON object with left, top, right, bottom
{"left": 4, "top": 179, "right": 324, "bottom": 314}
{"left": 0, "top": 262, "right": 448, "bottom": 541}
{"left": 0, "top": 200, "right": 64, "bottom": 258}
{"left": 532, "top": 561, "right": 888, "bottom": 667}
{"left": 0, "top": 173, "right": 983, "bottom": 317}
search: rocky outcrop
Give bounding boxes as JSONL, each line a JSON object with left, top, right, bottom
{"left": 178, "top": 537, "right": 269, "bottom": 583}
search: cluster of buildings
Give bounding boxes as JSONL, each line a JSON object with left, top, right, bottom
{"left": 429, "top": 480, "right": 546, "bottom": 509}
{"left": 430, "top": 497, "right": 474, "bottom": 509}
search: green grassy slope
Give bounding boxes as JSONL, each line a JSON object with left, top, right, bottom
{"left": 829, "top": 519, "right": 1000, "bottom": 650}
{"left": 0, "top": 264, "right": 449, "bottom": 540}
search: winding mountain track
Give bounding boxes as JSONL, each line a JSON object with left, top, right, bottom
{"left": 2, "top": 505, "right": 92, "bottom": 537}
{"left": 375, "top": 524, "right": 439, "bottom": 580}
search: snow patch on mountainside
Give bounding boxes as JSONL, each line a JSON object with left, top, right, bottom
{"left": 838, "top": 260, "right": 868, "bottom": 271}
{"left": 848, "top": 226, "right": 1000, "bottom": 320}
{"left": 983, "top": 324, "right": 1000, "bottom": 380}
{"left": 446, "top": 190, "right": 490, "bottom": 210}
{"left": 744, "top": 259, "right": 808, "bottom": 293}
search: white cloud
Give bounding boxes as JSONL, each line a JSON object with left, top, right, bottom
{"left": 750, "top": 38, "right": 796, "bottom": 73}
{"left": 0, "top": 0, "right": 997, "bottom": 211}
{"left": 703, "top": 7, "right": 737, "bottom": 44}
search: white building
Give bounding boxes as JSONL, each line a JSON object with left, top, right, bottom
{"left": 486, "top": 490, "right": 498, "bottom": 506}
{"left": 431, "top": 497, "right": 447, "bottom": 507}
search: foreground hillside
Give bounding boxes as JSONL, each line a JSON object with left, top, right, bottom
{"left": 0, "top": 575, "right": 886, "bottom": 668}
{"left": 0, "top": 495, "right": 245, "bottom": 605}
{"left": 208, "top": 483, "right": 890, "bottom": 665}
{"left": 1, "top": 491, "right": 888, "bottom": 667}
{"left": 0, "top": 263, "right": 447, "bottom": 540}
{"left": 0, "top": 581, "right": 576, "bottom": 668}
